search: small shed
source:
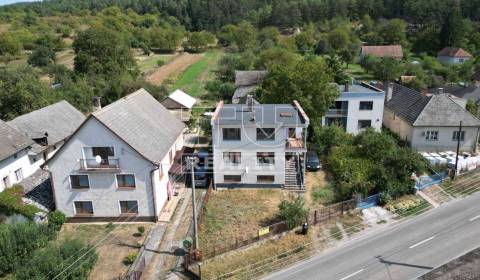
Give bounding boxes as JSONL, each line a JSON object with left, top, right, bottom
{"left": 161, "top": 89, "right": 197, "bottom": 122}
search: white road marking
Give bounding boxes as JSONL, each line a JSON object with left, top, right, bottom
{"left": 338, "top": 269, "right": 365, "bottom": 280}
{"left": 469, "top": 215, "right": 480, "bottom": 222}
{"left": 409, "top": 236, "right": 435, "bottom": 249}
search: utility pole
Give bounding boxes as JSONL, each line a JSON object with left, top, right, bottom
{"left": 454, "top": 121, "right": 463, "bottom": 179}
{"left": 189, "top": 157, "right": 199, "bottom": 250}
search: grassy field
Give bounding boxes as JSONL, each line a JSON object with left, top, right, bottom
{"left": 136, "top": 53, "right": 175, "bottom": 73}
{"left": 171, "top": 50, "right": 223, "bottom": 97}
{"left": 346, "top": 63, "right": 374, "bottom": 81}
{"left": 58, "top": 223, "right": 153, "bottom": 280}
{"left": 199, "top": 189, "right": 287, "bottom": 252}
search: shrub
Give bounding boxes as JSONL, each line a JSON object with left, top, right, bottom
{"left": 27, "top": 46, "right": 56, "bottom": 67}
{"left": 0, "top": 222, "right": 55, "bottom": 275}
{"left": 123, "top": 252, "right": 138, "bottom": 265}
{"left": 137, "top": 226, "right": 145, "bottom": 236}
{"left": 48, "top": 210, "right": 66, "bottom": 231}
{"left": 156, "top": 59, "right": 165, "bottom": 67}
{"left": 105, "top": 222, "right": 115, "bottom": 232}
{"left": 14, "top": 239, "right": 97, "bottom": 279}
{"left": 278, "top": 196, "right": 308, "bottom": 229}
{"left": 0, "top": 185, "right": 41, "bottom": 219}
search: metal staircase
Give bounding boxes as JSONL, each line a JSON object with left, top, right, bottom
{"left": 284, "top": 156, "right": 304, "bottom": 191}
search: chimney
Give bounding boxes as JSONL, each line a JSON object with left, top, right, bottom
{"left": 437, "top": 88, "right": 444, "bottom": 95}
{"left": 386, "top": 82, "right": 394, "bottom": 102}
{"left": 344, "top": 81, "right": 350, "bottom": 92}
{"left": 246, "top": 95, "right": 253, "bottom": 111}
{"left": 92, "top": 96, "right": 102, "bottom": 112}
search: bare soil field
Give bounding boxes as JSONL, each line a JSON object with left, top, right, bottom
{"left": 145, "top": 52, "right": 204, "bottom": 85}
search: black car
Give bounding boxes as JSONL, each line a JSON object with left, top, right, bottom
{"left": 306, "top": 151, "right": 321, "bottom": 171}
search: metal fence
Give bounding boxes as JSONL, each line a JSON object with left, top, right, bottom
{"left": 415, "top": 172, "right": 448, "bottom": 190}
{"left": 123, "top": 229, "right": 152, "bottom": 280}
{"left": 309, "top": 199, "right": 357, "bottom": 224}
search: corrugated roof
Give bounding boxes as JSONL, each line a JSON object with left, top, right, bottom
{"left": 0, "top": 119, "right": 33, "bottom": 161}
{"left": 379, "top": 83, "right": 480, "bottom": 127}
{"left": 438, "top": 47, "right": 472, "bottom": 58}
{"left": 166, "top": 89, "right": 196, "bottom": 109}
{"left": 235, "top": 70, "right": 267, "bottom": 87}
{"left": 361, "top": 45, "right": 403, "bottom": 58}
{"left": 8, "top": 100, "right": 85, "bottom": 145}
{"left": 93, "top": 88, "right": 186, "bottom": 164}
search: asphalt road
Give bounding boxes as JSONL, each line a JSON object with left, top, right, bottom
{"left": 264, "top": 192, "right": 480, "bottom": 280}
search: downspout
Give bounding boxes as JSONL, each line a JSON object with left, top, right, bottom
{"left": 150, "top": 164, "right": 160, "bottom": 222}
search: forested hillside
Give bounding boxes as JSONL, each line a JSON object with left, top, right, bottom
{"left": 3, "top": 0, "right": 480, "bottom": 30}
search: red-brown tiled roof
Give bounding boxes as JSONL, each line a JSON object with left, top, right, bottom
{"left": 361, "top": 45, "right": 403, "bottom": 58}
{"left": 437, "top": 47, "right": 472, "bottom": 58}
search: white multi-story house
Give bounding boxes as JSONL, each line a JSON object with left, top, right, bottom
{"left": 322, "top": 82, "right": 385, "bottom": 135}
{"left": 379, "top": 83, "right": 480, "bottom": 152}
{"left": 0, "top": 120, "right": 34, "bottom": 192}
{"left": 211, "top": 97, "right": 309, "bottom": 189}
{"left": 45, "top": 89, "right": 186, "bottom": 222}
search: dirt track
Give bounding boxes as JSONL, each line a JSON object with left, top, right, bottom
{"left": 145, "top": 52, "right": 204, "bottom": 85}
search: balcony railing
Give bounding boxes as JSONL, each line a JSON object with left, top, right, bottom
{"left": 326, "top": 109, "right": 348, "bottom": 116}
{"left": 79, "top": 158, "right": 120, "bottom": 171}
{"left": 286, "top": 138, "right": 305, "bottom": 149}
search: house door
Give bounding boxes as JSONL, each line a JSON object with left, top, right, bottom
{"left": 2, "top": 176, "right": 10, "bottom": 188}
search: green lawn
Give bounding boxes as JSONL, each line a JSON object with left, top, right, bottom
{"left": 172, "top": 50, "right": 222, "bottom": 97}
{"left": 136, "top": 53, "right": 175, "bottom": 73}
{"left": 346, "top": 63, "right": 374, "bottom": 81}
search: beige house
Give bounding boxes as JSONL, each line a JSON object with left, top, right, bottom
{"left": 378, "top": 83, "right": 480, "bottom": 153}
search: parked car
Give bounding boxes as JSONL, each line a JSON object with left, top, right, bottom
{"left": 186, "top": 149, "right": 213, "bottom": 188}
{"left": 306, "top": 151, "right": 321, "bottom": 171}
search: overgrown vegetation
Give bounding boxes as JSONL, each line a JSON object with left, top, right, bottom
{"left": 0, "top": 185, "right": 41, "bottom": 219}
{"left": 278, "top": 196, "right": 309, "bottom": 229}
{"left": 316, "top": 126, "right": 428, "bottom": 203}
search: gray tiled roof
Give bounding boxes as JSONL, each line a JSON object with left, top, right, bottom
{"left": 93, "top": 89, "right": 186, "bottom": 164}
{"left": 0, "top": 119, "right": 33, "bottom": 161}
{"left": 8, "top": 100, "right": 85, "bottom": 145}
{"left": 234, "top": 70, "right": 267, "bottom": 87}
{"left": 216, "top": 104, "right": 306, "bottom": 126}
{"left": 379, "top": 83, "right": 480, "bottom": 127}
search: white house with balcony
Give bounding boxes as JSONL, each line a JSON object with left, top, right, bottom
{"left": 211, "top": 97, "right": 309, "bottom": 190}
{"left": 45, "top": 89, "right": 186, "bottom": 222}
{"left": 322, "top": 82, "right": 385, "bottom": 135}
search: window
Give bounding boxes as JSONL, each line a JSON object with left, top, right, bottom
{"left": 116, "top": 174, "right": 136, "bottom": 188}
{"left": 453, "top": 131, "right": 465, "bottom": 141}
{"left": 359, "top": 101, "right": 373, "bottom": 110}
{"left": 224, "top": 175, "right": 241, "bottom": 183}
{"left": 74, "top": 201, "right": 93, "bottom": 215}
{"left": 358, "top": 120, "right": 372, "bottom": 129}
{"left": 91, "top": 147, "right": 114, "bottom": 164}
{"left": 70, "top": 175, "right": 90, "bottom": 189}
{"left": 14, "top": 168, "right": 23, "bottom": 182}
{"left": 257, "top": 152, "right": 275, "bottom": 165}
{"left": 256, "top": 128, "right": 275, "bottom": 141}
{"left": 257, "top": 175, "right": 275, "bottom": 183}
{"left": 119, "top": 201, "right": 139, "bottom": 214}
{"left": 223, "top": 128, "right": 241, "bottom": 141}
{"left": 425, "top": 131, "right": 439, "bottom": 141}
{"left": 223, "top": 152, "right": 241, "bottom": 164}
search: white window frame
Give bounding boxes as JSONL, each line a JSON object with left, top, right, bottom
{"left": 256, "top": 127, "right": 276, "bottom": 141}
{"left": 115, "top": 173, "right": 137, "bottom": 189}
{"left": 222, "top": 128, "right": 241, "bottom": 141}
{"left": 357, "top": 119, "right": 372, "bottom": 130}
{"left": 73, "top": 200, "right": 94, "bottom": 215}
{"left": 257, "top": 175, "right": 275, "bottom": 183}
{"left": 69, "top": 174, "right": 91, "bottom": 189}
{"left": 223, "top": 175, "right": 242, "bottom": 183}
{"left": 118, "top": 200, "right": 139, "bottom": 215}
{"left": 256, "top": 152, "right": 275, "bottom": 166}
{"left": 81, "top": 145, "right": 117, "bottom": 159}
{"left": 223, "top": 152, "right": 241, "bottom": 165}
{"left": 425, "top": 130, "right": 439, "bottom": 141}
{"left": 14, "top": 168, "right": 23, "bottom": 182}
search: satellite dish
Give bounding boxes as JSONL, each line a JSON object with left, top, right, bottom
{"left": 95, "top": 155, "right": 102, "bottom": 164}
